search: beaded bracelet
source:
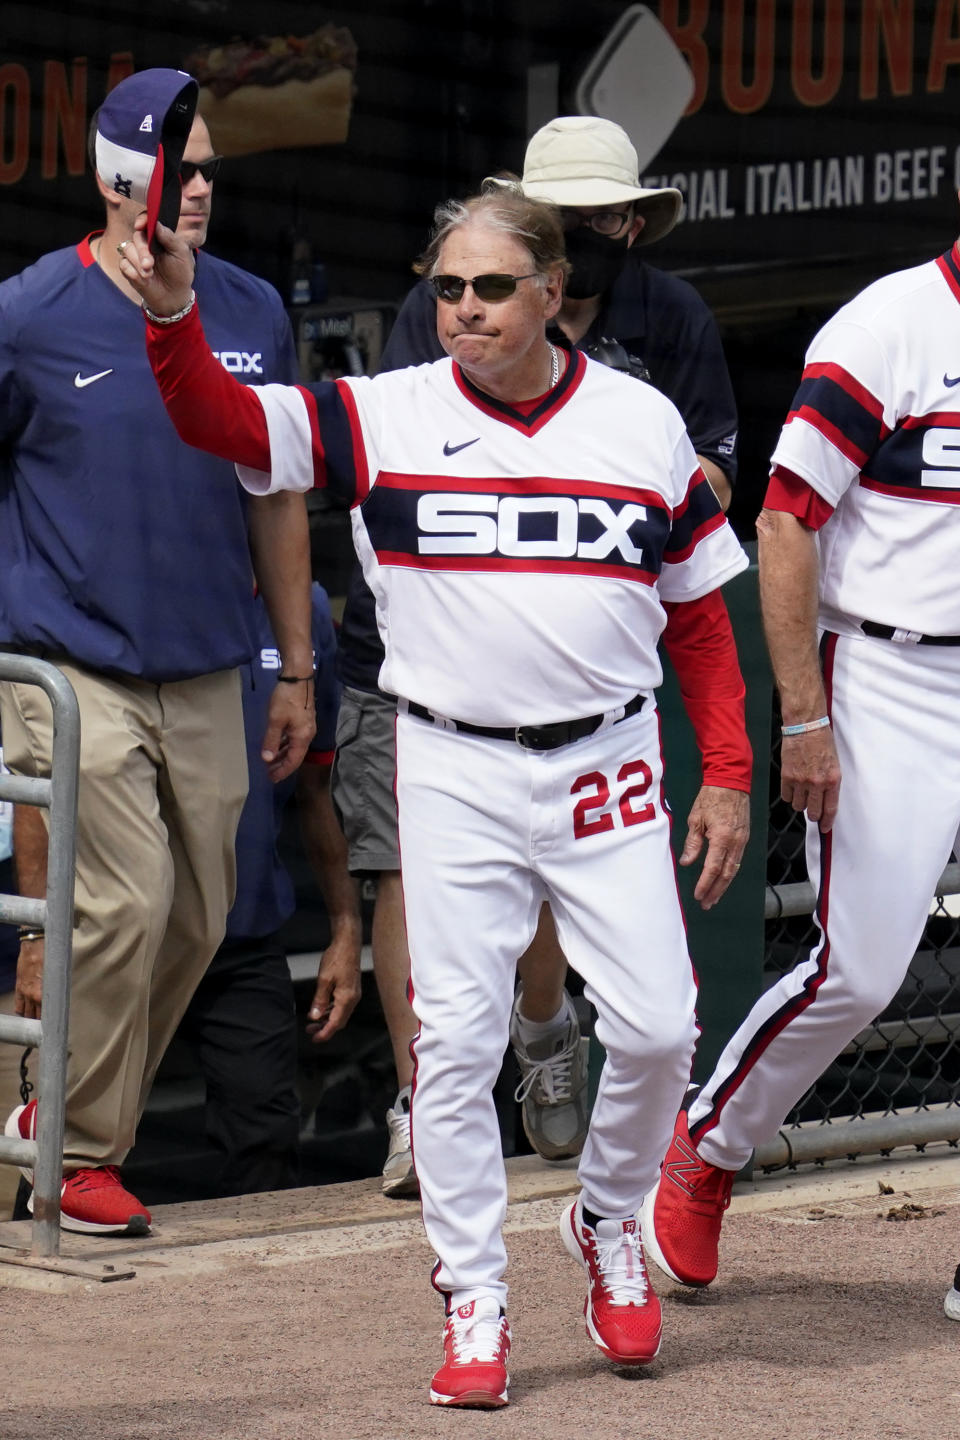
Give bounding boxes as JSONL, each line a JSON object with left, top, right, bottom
{"left": 781, "top": 716, "right": 831, "bottom": 736}
{"left": 142, "top": 291, "right": 196, "bottom": 325}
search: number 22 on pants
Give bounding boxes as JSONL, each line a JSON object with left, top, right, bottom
{"left": 571, "top": 760, "right": 655, "bottom": 840}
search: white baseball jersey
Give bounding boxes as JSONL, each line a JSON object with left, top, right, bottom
{"left": 241, "top": 349, "right": 747, "bottom": 725}
{"left": 771, "top": 242, "right": 960, "bottom": 637}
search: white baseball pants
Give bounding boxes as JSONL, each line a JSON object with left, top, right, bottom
{"left": 396, "top": 703, "right": 698, "bottom": 1308}
{"left": 691, "top": 630, "right": 960, "bottom": 1171}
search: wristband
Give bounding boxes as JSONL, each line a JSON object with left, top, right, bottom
{"left": 277, "top": 674, "right": 316, "bottom": 684}
{"left": 781, "top": 716, "right": 830, "bottom": 736}
{"left": 142, "top": 291, "right": 196, "bottom": 325}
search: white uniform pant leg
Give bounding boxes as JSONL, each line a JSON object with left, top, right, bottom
{"left": 690, "top": 633, "right": 960, "bottom": 1171}
{"left": 533, "top": 705, "right": 698, "bottom": 1217}
{"left": 396, "top": 715, "right": 543, "bottom": 1310}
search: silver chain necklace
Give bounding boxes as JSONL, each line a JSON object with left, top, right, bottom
{"left": 548, "top": 343, "right": 560, "bottom": 389}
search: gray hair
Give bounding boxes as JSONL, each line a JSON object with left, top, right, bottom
{"left": 413, "top": 183, "right": 570, "bottom": 282}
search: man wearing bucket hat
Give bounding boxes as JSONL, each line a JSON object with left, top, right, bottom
{"left": 331, "top": 116, "right": 739, "bottom": 1190}
{"left": 0, "top": 68, "right": 313, "bottom": 1234}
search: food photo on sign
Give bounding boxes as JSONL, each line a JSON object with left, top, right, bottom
{"left": 181, "top": 24, "right": 358, "bottom": 156}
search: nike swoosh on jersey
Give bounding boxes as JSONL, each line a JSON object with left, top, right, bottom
{"left": 944, "top": 373, "right": 960, "bottom": 387}
{"left": 74, "top": 369, "right": 114, "bottom": 388}
{"left": 442, "top": 438, "right": 480, "bottom": 456}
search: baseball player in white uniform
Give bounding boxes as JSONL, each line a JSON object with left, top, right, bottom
{"left": 122, "top": 186, "right": 751, "bottom": 1406}
{"left": 642, "top": 236, "right": 960, "bottom": 1297}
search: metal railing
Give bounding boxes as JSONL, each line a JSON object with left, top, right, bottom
{"left": 0, "top": 656, "right": 79, "bottom": 1256}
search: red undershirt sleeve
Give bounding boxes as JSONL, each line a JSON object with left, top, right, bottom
{"left": 145, "top": 298, "right": 271, "bottom": 470}
{"left": 661, "top": 589, "right": 752, "bottom": 792}
{"left": 764, "top": 466, "right": 835, "bottom": 530}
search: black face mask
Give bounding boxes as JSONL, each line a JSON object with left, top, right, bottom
{"left": 563, "top": 229, "right": 631, "bottom": 299}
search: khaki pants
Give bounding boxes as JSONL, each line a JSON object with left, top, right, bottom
{"left": 0, "top": 663, "right": 247, "bottom": 1168}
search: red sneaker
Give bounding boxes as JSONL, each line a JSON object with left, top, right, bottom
{"left": 4, "top": 1099, "right": 38, "bottom": 1182}
{"left": 561, "top": 1197, "right": 661, "bottom": 1365}
{"left": 5, "top": 1102, "right": 151, "bottom": 1236}
{"left": 640, "top": 1110, "right": 735, "bottom": 1287}
{"left": 429, "top": 1297, "right": 510, "bottom": 1408}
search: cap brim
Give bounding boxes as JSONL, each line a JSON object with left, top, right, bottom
{"left": 145, "top": 78, "right": 198, "bottom": 252}
{"left": 517, "top": 178, "right": 683, "bottom": 245}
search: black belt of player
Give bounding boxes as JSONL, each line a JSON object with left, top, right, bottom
{"left": 403, "top": 694, "right": 646, "bottom": 751}
{"left": 860, "top": 620, "right": 960, "bottom": 647}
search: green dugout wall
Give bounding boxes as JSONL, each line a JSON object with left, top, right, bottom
{"left": 659, "top": 544, "right": 772, "bottom": 1084}
{"left": 587, "top": 545, "right": 771, "bottom": 1103}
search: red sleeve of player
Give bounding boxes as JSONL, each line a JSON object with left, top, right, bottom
{"left": 662, "top": 589, "right": 752, "bottom": 793}
{"left": 146, "top": 299, "right": 271, "bottom": 469}
{"left": 764, "top": 466, "right": 835, "bottom": 529}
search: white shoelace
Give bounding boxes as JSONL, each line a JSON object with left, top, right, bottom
{"left": 592, "top": 1221, "right": 649, "bottom": 1306}
{"left": 448, "top": 1300, "right": 505, "bottom": 1363}
{"left": 387, "top": 1107, "right": 411, "bottom": 1150}
{"left": 513, "top": 1034, "right": 579, "bottom": 1104}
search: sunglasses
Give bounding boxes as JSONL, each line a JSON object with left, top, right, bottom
{"left": 179, "top": 156, "right": 223, "bottom": 184}
{"left": 431, "top": 272, "right": 540, "bottom": 303}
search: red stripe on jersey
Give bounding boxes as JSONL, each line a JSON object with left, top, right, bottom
{"left": 335, "top": 378, "right": 370, "bottom": 503}
{"left": 785, "top": 403, "right": 871, "bottom": 470}
{"left": 298, "top": 384, "right": 327, "bottom": 490}
{"left": 661, "top": 508, "right": 726, "bottom": 565}
{"left": 936, "top": 247, "right": 960, "bottom": 306}
{"left": 375, "top": 550, "right": 658, "bottom": 585}
{"left": 899, "top": 410, "right": 960, "bottom": 429}
{"left": 451, "top": 348, "right": 586, "bottom": 435}
{"left": 374, "top": 470, "right": 669, "bottom": 511}
{"left": 802, "top": 361, "right": 885, "bottom": 422}
{"left": 860, "top": 477, "right": 960, "bottom": 505}
{"left": 671, "top": 466, "right": 707, "bottom": 519}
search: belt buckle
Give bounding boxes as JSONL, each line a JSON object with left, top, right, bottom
{"left": 516, "top": 722, "right": 567, "bottom": 751}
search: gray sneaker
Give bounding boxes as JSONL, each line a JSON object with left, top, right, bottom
{"left": 382, "top": 1086, "right": 419, "bottom": 1198}
{"left": 509, "top": 992, "right": 590, "bottom": 1160}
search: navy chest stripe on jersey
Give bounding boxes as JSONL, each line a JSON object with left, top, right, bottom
{"left": 662, "top": 470, "right": 725, "bottom": 562}
{"left": 452, "top": 347, "right": 586, "bottom": 436}
{"left": 306, "top": 380, "right": 362, "bottom": 504}
{"left": 860, "top": 413, "right": 960, "bottom": 502}
{"left": 362, "top": 483, "right": 669, "bottom": 581}
{"left": 786, "top": 363, "right": 887, "bottom": 471}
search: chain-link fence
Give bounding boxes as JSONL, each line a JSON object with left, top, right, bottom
{"left": 761, "top": 725, "right": 960, "bottom": 1167}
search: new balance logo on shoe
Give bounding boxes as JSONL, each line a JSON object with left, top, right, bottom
{"left": 662, "top": 1131, "right": 706, "bottom": 1195}
{"left": 640, "top": 1110, "right": 735, "bottom": 1288}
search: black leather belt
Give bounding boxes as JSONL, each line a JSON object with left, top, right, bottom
{"left": 404, "top": 694, "right": 646, "bottom": 751}
{"left": 860, "top": 621, "right": 960, "bottom": 647}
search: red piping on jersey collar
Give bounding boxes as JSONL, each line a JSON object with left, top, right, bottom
{"left": 452, "top": 343, "right": 586, "bottom": 436}
{"left": 936, "top": 243, "right": 960, "bottom": 305}
{"left": 78, "top": 233, "right": 102, "bottom": 267}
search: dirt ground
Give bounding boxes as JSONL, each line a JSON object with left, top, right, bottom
{"left": 1, "top": 1151, "right": 958, "bottom": 1440}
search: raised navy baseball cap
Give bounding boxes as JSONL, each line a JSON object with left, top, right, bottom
{"left": 94, "top": 68, "right": 199, "bottom": 247}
